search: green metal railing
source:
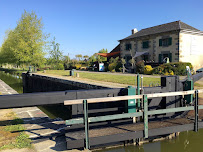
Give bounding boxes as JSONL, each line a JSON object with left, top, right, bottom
{"left": 64, "top": 89, "right": 203, "bottom": 149}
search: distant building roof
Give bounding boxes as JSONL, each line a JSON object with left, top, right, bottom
{"left": 120, "top": 20, "right": 201, "bottom": 41}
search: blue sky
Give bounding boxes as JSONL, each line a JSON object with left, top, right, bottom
{"left": 0, "top": 0, "right": 203, "bottom": 58}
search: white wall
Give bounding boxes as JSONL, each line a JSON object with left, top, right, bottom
{"left": 180, "top": 32, "right": 203, "bottom": 71}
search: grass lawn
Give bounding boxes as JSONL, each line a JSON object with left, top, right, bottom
{"left": 38, "top": 70, "right": 160, "bottom": 87}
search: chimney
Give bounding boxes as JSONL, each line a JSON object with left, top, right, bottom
{"left": 132, "top": 28, "right": 138, "bottom": 35}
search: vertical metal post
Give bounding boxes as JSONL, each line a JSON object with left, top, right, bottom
{"left": 195, "top": 90, "right": 199, "bottom": 132}
{"left": 137, "top": 74, "right": 140, "bottom": 109}
{"left": 143, "top": 95, "right": 148, "bottom": 138}
{"left": 83, "top": 100, "right": 89, "bottom": 149}
{"left": 29, "top": 66, "right": 32, "bottom": 73}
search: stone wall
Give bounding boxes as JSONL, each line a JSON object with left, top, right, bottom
{"left": 120, "top": 31, "right": 180, "bottom": 64}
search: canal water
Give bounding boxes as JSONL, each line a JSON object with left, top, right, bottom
{"left": 0, "top": 70, "right": 203, "bottom": 152}
{"left": 0, "top": 70, "right": 70, "bottom": 119}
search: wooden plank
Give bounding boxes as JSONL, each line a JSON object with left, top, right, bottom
{"left": 64, "top": 95, "right": 143, "bottom": 105}
{"left": 64, "top": 89, "right": 203, "bottom": 105}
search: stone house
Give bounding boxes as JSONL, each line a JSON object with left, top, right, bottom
{"left": 119, "top": 20, "right": 203, "bottom": 71}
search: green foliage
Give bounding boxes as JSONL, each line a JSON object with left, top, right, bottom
{"left": 49, "top": 37, "right": 63, "bottom": 69}
{"left": 136, "top": 61, "right": 145, "bottom": 74}
{"left": 56, "top": 63, "right": 64, "bottom": 70}
{"left": 144, "top": 65, "right": 153, "bottom": 75}
{"left": 15, "top": 133, "right": 32, "bottom": 148}
{"left": 0, "top": 117, "right": 32, "bottom": 150}
{"left": 121, "top": 58, "right": 126, "bottom": 73}
{"left": 153, "top": 62, "right": 193, "bottom": 76}
{"left": 0, "top": 10, "right": 47, "bottom": 67}
{"left": 108, "top": 63, "right": 117, "bottom": 72}
{"left": 164, "top": 71, "right": 174, "bottom": 75}
{"left": 108, "top": 57, "right": 121, "bottom": 72}
{"left": 97, "top": 49, "right": 108, "bottom": 62}
{"left": 121, "top": 58, "right": 126, "bottom": 65}
{"left": 75, "top": 64, "right": 82, "bottom": 70}
{"left": 83, "top": 55, "right": 89, "bottom": 60}
{"left": 75, "top": 54, "right": 82, "bottom": 61}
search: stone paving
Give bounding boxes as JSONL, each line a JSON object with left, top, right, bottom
{"left": 0, "top": 79, "right": 86, "bottom": 152}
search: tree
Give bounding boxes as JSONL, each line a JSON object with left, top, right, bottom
{"left": 75, "top": 54, "right": 82, "bottom": 61}
{"left": 0, "top": 10, "right": 47, "bottom": 67}
{"left": 97, "top": 49, "right": 108, "bottom": 62}
{"left": 62, "top": 55, "right": 71, "bottom": 70}
{"left": 49, "top": 37, "right": 63, "bottom": 67}
{"left": 83, "top": 55, "right": 89, "bottom": 60}
{"left": 0, "top": 30, "right": 17, "bottom": 64}
{"left": 129, "top": 49, "right": 136, "bottom": 72}
{"left": 63, "top": 55, "right": 70, "bottom": 64}
{"left": 121, "top": 58, "right": 126, "bottom": 73}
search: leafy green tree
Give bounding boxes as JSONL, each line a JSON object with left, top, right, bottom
{"left": 0, "top": 10, "right": 47, "bottom": 67}
{"left": 63, "top": 55, "right": 70, "bottom": 64}
{"left": 0, "top": 30, "right": 17, "bottom": 64}
{"left": 83, "top": 55, "right": 89, "bottom": 60}
{"left": 75, "top": 54, "right": 82, "bottom": 61}
{"left": 97, "top": 49, "right": 108, "bottom": 62}
{"left": 49, "top": 37, "right": 63, "bottom": 68}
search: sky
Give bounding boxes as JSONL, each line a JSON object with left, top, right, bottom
{"left": 0, "top": 0, "right": 203, "bottom": 58}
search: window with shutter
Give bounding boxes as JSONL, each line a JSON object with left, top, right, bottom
{"left": 142, "top": 41, "right": 149, "bottom": 48}
{"left": 125, "top": 44, "right": 131, "bottom": 50}
{"left": 159, "top": 39, "right": 162, "bottom": 46}
{"left": 169, "top": 53, "right": 172, "bottom": 62}
{"left": 169, "top": 37, "right": 172, "bottom": 45}
{"left": 159, "top": 54, "right": 163, "bottom": 63}
{"left": 159, "top": 37, "right": 172, "bottom": 47}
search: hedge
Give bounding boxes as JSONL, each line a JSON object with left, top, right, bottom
{"left": 153, "top": 62, "right": 193, "bottom": 76}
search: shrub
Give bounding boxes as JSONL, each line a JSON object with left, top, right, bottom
{"left": 108, "top": 62, "right": 117, "bottom": 72}
{"left": 170, "top": 62, "right": 193, "bottom": 75}
{"left": 108, "top": 57, "right": 121, "bottom": 72}
{"left": 164, "top": 71, "right": 174, "bottom": 75}
{"left": 152, "top": 62, "right": 193, "bottom": 76}
{"left": 56, "top": 63, "right": 64, "bottom": 70}
{"left": 75, "top": 64, "right": 82, "bottom": 70}
{"left": 144, "top": 65, "right": 153, "bottom": 75}
{"left": 115, "top": 62, "right": 122, "bottom": 72}
{"left": 136, "top": 61, "right": 144, "bottom": 74}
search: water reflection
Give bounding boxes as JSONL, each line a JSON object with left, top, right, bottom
{"left": 0, "top": 71, "right": 23, "bottom": 93}
{"left": 96, "top": 129, "right": 203, "bottom": 152}
{"left": 0, "top": 70, "right": 71, "bottom": 120}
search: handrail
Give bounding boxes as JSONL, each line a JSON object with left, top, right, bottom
{"left": 65, "top": 89, "right": 202, "bottom": 149}
{"left": 64, "top": 89, "right": 203, "bottom": 105}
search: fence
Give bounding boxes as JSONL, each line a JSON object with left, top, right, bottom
{"left": 64, "top": 89, "right": 203, "bottom": 149}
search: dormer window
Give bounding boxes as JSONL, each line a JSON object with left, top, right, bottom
{"left": 142, "top": 41, "right": 149, "bottom": 49}
{"left": 125, "top": 44, "right": 131, "bottom": 50}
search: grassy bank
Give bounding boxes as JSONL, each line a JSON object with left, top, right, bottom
{"left": 38, "top": 70, "right": 161, "bottom": 86}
